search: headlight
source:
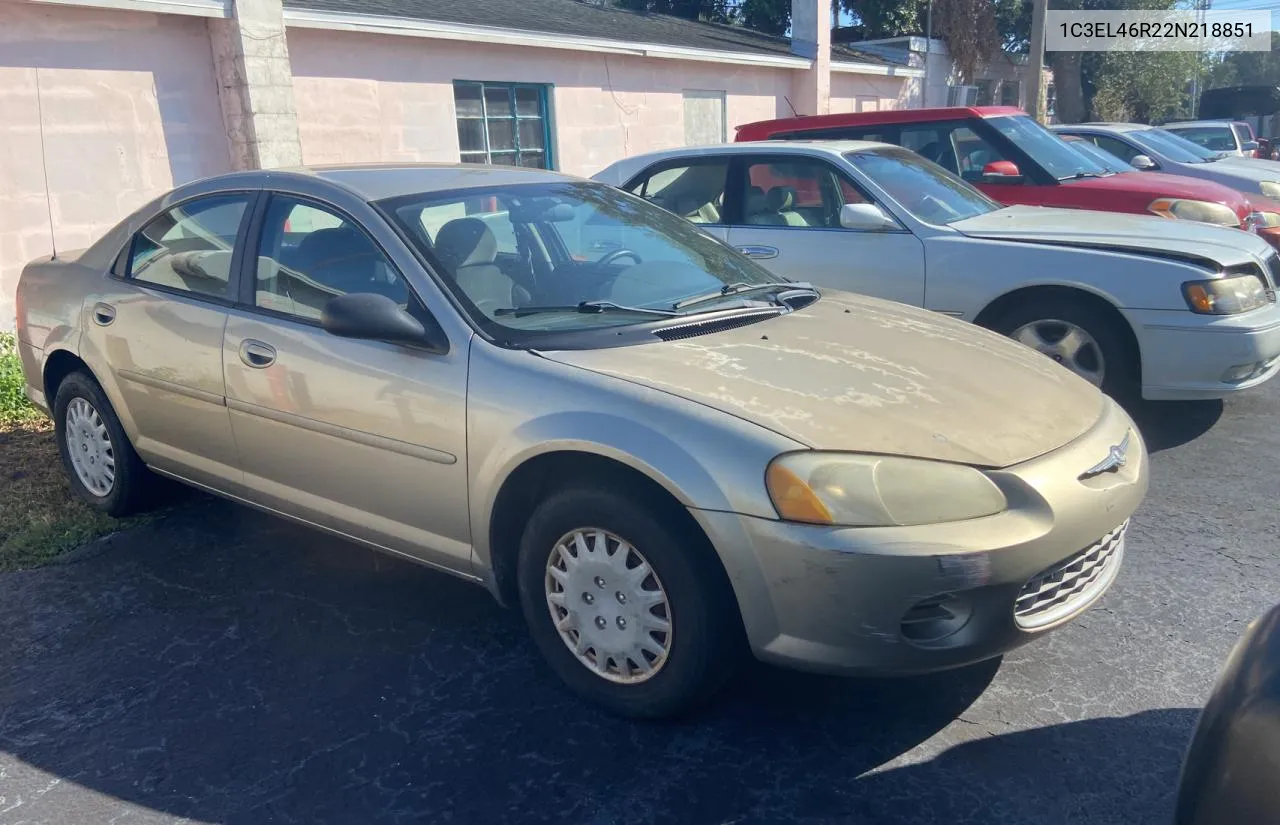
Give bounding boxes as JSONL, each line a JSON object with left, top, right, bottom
{"left": 1182, "top": 274, "right": 1271, "bottom": 315}
{"left": 1148, "top": 198, "right": 1241, "bottom": 228}
{"left": 765, "top": 452, "right": 1007, "bottom": 527}
{"left": 1260, "top": 181, "right": 1280, "bottom": 200}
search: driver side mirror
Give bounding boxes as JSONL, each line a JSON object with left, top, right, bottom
{"left": 839, "top": 202, "right": 900, "bottom": 232}
{"left": 1130, "top": 154, "right": 1158, "bottom": 171}
{"left": 321, "top": 293, "right": 449, "bottom": 353}
{"left": 981, "top": 160, "right": 1024, "bottom": 183}
{"left": 1242, "top": 140, "right": 1260, "bottom": 153}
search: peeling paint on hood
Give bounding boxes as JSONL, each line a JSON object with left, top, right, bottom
{"left": 952, "top": 205, "right": 1271, "bottom": 266}
{"left": 541, "top": 291, "right": 1105, "bottom": 468}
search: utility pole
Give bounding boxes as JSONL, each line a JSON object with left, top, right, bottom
{"left": 924, "top": 0, "right": 933, "bottom": 107}
{"left": 1028, "top": 0, "right": 1048, "bottom": 122}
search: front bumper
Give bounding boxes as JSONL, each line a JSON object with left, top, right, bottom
{"left": 1129, "top": 304, "right": 1280, "bottom": 401}
{"left": 691, "top": 398, "right": 1148, "bottom": 676}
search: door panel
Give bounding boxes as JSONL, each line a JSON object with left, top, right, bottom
{"left": 224, "top": 193, "right": 470, "bottom": 570}
{"left": 222, "top": 314, "right": 471, "bottom": 568}
{"left": 727, "top": 226, "right": 925, "bottom": 305}
{"left": 81, "top": 193, "right": 251, "bottom": 492}
{"left": 730, "top": 155, "right": 926, "bottom": 305}
{"left": 85, "top": 286, "right": 241, "bottom": 491}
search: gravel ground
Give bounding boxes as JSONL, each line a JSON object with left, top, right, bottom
{"left": 0, "top": 381, "right": 1276, "bottom": 825}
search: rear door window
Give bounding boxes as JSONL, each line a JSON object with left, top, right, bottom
{"left": 127, "top": 194, "right": 250, "bottom": 300}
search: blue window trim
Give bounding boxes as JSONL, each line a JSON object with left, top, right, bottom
{"left": 452, "top": 80, "right": 556, "bottom": 171}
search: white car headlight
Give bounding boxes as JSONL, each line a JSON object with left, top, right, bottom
{"left": 1148, "top": 198, "right": 1241, "bottom": 228}
{"left": 765, "top": 452, "right": 1007, "bottom": 527}
{"left": 1182, "top": 274, "right": 1272, "bottom": 315}
{"left": 1259, "top": 181, "right": 1280, "bottom": 200}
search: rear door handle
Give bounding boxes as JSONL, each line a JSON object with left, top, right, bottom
{"left": 736, "top": 245, "right": 779, "bottom": 259}
{"left": 238, "top": 339, "right": 277, "bottom": 369}
{"left": 92, "top": 302, "right": 116, "bottom": 326}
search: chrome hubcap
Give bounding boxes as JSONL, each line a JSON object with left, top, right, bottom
{"left": 1012, "top": 320, "right": 1106, "bottom": 387}
{"left": 64, "top": 397, "right": 115, "bottom": 497}
{"left": 544, "top": 528, "right": 672, "bottom": 685}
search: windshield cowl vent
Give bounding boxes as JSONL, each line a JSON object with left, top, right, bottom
{"left": 653, "top": 309, "right": 777, "bottom": 342}
{"left": 777, "top": 289, "right": 819, "bottom": 310}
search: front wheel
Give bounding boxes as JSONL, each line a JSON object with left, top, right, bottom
{"left": 990, "top": 297, "right": 1138, "bottom": 401}
{"left": 516, "top": 486, "right": 742, "bottom": 719}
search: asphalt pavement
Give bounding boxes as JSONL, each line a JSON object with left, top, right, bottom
{"left": 1, "top": 381, "right": 1277, "bottom": 825}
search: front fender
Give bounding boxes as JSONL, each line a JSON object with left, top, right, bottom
{"left": 465, "top": 344, "right": 801, "bottom": 577}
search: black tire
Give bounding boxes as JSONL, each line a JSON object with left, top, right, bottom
{"left": 52, "top": 370, "right": 155, "bottom": 517}
{"left": 989, "top": 296, "right": 1139, "bottom": 402}
{"left": 517, "top": 485, "right": 743, "bottom": 719}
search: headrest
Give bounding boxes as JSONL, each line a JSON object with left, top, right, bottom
{"left": 434, "top": 218, "right": 498, "bottom": 269}
{"left": 294, "top": 226, "right": 370, "bottom": 270}
{"left": 766, "top": 186, "right": 797, "bottom": 211}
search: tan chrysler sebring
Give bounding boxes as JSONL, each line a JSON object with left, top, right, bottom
{"left": 15, "top": 165, "right": 1148, "bottom": 718}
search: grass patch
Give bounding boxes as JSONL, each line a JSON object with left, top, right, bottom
{"left": 0, "top": 333, "right": 139, "bottom": 571}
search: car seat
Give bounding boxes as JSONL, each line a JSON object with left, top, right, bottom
{"left": 434, "top": 217, "right": 518, "bottom": 313}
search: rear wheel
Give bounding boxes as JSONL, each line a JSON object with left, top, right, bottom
{"left": 990, "top": 297, "right": 1138, "bottom": 401}
{"left": 516, "top": 486, "right": 742, "bottom": 719}
{"left": 53, "top": 370, "right": 154, "bottom": 516}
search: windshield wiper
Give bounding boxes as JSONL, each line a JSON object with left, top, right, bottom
{"left": 493, "top": 300, "right": 679, "bottom": 318}
{"left": 673, "top": 281, "right": 815, "bottom": 310}
{"left": 1060, "top": 170, "right": 1104, "bottom": 180}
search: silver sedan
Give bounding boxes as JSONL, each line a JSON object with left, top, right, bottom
{"left": 16, "top": 165, "right": 1145, "bottom": 717}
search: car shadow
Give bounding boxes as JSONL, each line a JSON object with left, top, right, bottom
{"left": 0, "top": 500, "right": 1015, "bottom": 824}
{"left": 1125, "top": 398, "right": 1224, "bottom": 454}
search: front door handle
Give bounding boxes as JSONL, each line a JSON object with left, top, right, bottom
{"left": 238, "top": 339, "right": 277, "bottom": 369}
{"left": 736, "top": 245, "right": 779, "bottom": 260}
{"left": 92, "top": 302, "right": 116, "bottom": 326}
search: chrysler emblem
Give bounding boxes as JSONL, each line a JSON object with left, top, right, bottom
{"left": 1080, "top": 432, "right": 1130, "bottom": 479}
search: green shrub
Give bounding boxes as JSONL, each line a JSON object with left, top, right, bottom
{"left": 0, "top": 332, "right": 42, "bottom": 426}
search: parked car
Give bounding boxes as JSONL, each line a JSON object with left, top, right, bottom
{"left": 1175, "top": 600, "right": 1280, "bottom": 824}
{"left": 1163, "top": 119, "right": 1262, "bottom": 158}
{"left": 733, "top": 107, "right": 1277, "bottom": 246}
{"left": 593, "top": 141, "right": 1280, "bottom": 401}
{"left": 14, "top": 164, "right": 1149, "bottom": 718}
{"left": 1051, "top": 123, "right": 1280, "bottom": 248}
{"left": 1052, "top": 123, "right": 1280, "bottom": 201}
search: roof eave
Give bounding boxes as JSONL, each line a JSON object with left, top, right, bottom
{"left": 282, "top": 6, "right": 813, "bottom": 69}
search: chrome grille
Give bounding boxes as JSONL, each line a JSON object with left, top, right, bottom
{"left": 1014, "top": 520, "right": 1127, "bottom": 630}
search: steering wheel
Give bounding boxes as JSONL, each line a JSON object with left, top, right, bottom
{"left": 598, "top": 248, "right": 642, "bottom": 267}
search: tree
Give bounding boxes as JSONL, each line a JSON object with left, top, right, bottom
{"left": 1206, "top": 32, "right": 1280, "bottom": 90}
{"left": 739, "top": 0, "right": 791, "bottom": 34}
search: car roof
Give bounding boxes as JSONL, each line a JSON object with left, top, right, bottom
{"left": 191, "top": 163, "right": 582, "bottom": 202}
{"left": 614, "top": 140, "right": 894, "bottom": 162}
{"left": 735, "top": 106, "right": 1024, "bottom": 136}
{"left": 1162, "top": 120, "right": 1236, "bottom": 129}
{"left": 1054, "top": 123, "right": 1151, "bottom": 134}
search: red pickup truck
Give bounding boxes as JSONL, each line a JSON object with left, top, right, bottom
{"left": 736, "top": 106, "right": 1280, "bottom": 248}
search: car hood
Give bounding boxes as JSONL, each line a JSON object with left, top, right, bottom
{"left": 538, "top": 292, "right": 1104, "bottom": 468}
{"left": 1197, "top": 158, "right": 1280, "bottom": 185}
{"left": 1059, "top": 170, "right": 1251, "bottom": 209}
{"left": 951, "top": 205, "right": 1270, "bottom": 265}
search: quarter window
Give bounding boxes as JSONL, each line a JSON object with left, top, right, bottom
{"left": 253, "top": 197, "right": 408, "bottom": 321}
{"left": 454, "top": 81, "right": 553, "bottom": 169}
{"left": 127, "top": 195, "right": 249, "bottom": 299}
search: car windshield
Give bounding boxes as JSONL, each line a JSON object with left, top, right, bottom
{"left": 1065, "top": 138, "right": 1136, "bottom": 173}
{"left": 1130, "top": 128, "right": 1217, "bottom": 163}
{"left": 985, "top": 115, "right": 1110, "bottom": 180}
{"left": 846, "top": 146, "right": 1000, "bottom": 225}
{"left": 378, "top": 181, "right": 792, "bottom": 344}
{"left": 1165, "top": 125, "right": 1238, "bottom": 154}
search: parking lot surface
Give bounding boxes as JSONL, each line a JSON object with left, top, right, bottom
{"left": 1, "top": 382, "right": 1277, "bottom": 825}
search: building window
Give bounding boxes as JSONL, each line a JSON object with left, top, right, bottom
{"left": 1000, "top": 80, "right": 1022, "bottom": 108}
{"left": 453, "top": 81, "right": 553, "bottom": 169}
{"left": 975, "top": 79, "right": 996, "bottom": 107}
